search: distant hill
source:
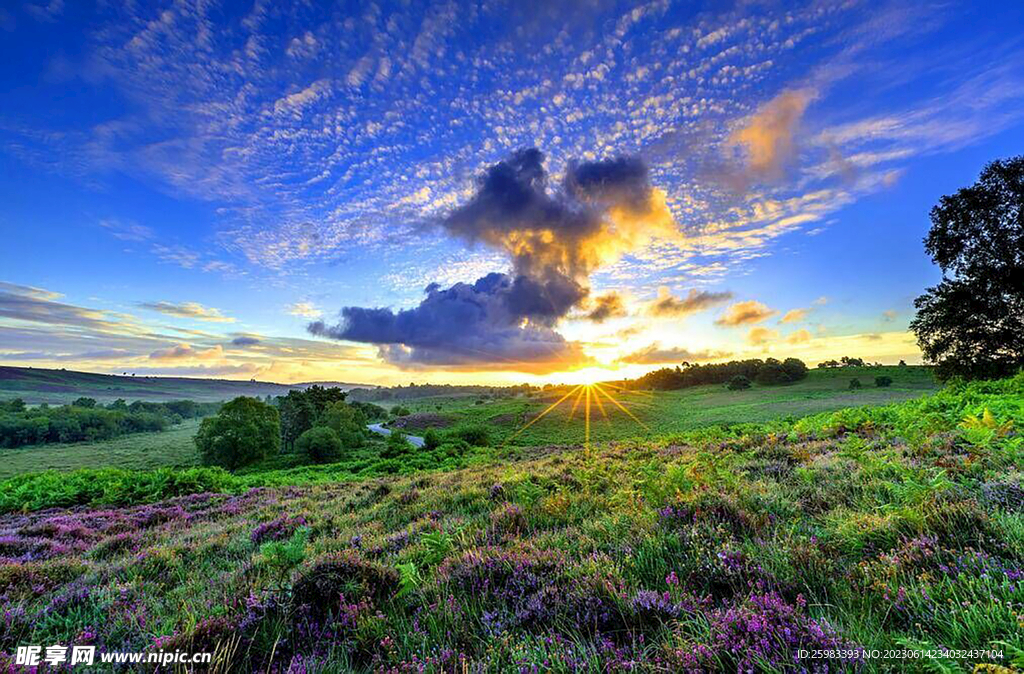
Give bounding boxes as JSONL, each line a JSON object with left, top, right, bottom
{"left": 0, "top": 366, "right": 367, "bottom": 404}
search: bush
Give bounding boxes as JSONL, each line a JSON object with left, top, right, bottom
{"left": 449, "top": 424, "right": 491, "bottom": 447}
{"left": 296, "top": 426, "right": 344, "bottom": 464}
{"left": 390, "top": 406, "right": 411, "bottom": 417}
{"left": 381, "top": 431, "right": 414, "bottom": 459}
{"left": 875, "top": 376, "right": 893, "bottom": 388}
{"left": 350, "top": 401, "right": 387, "bottom": 421}
{"left": 0, "top": 398, "right": 205, "bottom": 449}
{"left": 195, "top": 397, "right": 280, "bottom": 470}
{"left": 422, "top": 428, "right": 441, "bottom": 450}
{"left": 849, "top": 379, "right": 862, "bottom": 390}
{"left": 727, "top": 375, "right": 752, "bottom": 391}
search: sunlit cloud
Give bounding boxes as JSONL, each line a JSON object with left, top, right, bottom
{"left": 747, "top": 326, "right": 780, "bottom": 345}
{"left": 779, "top": 308, "right": 809, "bottom": 324}
{"left": 584, "top": 292, "right": 628, "bottom": 323}
{"left": 724, "top": 89, "right": 816, "bottom": 187}
{"left": 618, "top": 344, "right": 732, "bottom": 365}
{"left": 286, "top": 302, "right": 322, "bottom": 319}
{"left": 715, "top": 300, "right": 777, "bottom": 327}
{"left": 149, "top": 343, "right": 224, "bottom": 361}
{"left": 647, "top": 287, "right": 733, "bottom": 318}
{"left": 139, "top": 301, "right": 234, "bottom": 323}
{"left": 786, "top": 328, "right": 813, "bottom": 344}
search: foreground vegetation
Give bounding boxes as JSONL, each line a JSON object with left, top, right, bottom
{"left": 0, "top": 373, "right": 1021, "bottom": 671}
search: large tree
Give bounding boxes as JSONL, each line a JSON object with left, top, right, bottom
{"left": 910, "top": 156, "right": 1024, "bottom": 380}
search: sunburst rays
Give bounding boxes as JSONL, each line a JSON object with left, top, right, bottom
{"left": 503, "top": 381, "right": 650, "bottom": 452}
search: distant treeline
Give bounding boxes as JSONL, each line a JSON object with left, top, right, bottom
{"left": 625, "top": 358, "right": 809, "bottom": 391}
{"left": 0, "top": 397, "right": 219, "bottom": 448}
{"left": 347, "top": 382, "right": 536, "bottom": 402}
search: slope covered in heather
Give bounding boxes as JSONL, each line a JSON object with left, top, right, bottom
{"left": 1, "top": 375, "right": 1022, "bottom": 672}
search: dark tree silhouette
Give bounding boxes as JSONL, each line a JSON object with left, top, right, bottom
{"left": 911, "top": 156, "right": 1024, "bottom": 380}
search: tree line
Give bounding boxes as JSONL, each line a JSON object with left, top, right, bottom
{"left": 0, "top": 397, "right": 219, "bottom": 448}
{"left": 624, "top": 357, "right": 809, "bottom": 391}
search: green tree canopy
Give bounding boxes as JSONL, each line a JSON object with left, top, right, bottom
{"left": 195, "top": 396, "right": 280, "bottom": 470}
{"left": 321, "top": 400, "right": 367, "bottom": 448}
{"left": 278, "top": 390, "right": 316, "bottom": 451}
{"left": 296, "top": 425, "right": 344, "bottom": 464}
{"left": 911, "top": 156, "right": 1024, "bottom": 380}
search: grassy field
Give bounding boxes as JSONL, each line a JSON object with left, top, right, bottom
{"left": 400, "top": 365, "right": 940, "bottom": 446}
{"left": 0, "top": 374, "right": 1020, "bottom": 672}
{"left": 0, "top": 418, "right": 202, "bottom": 480}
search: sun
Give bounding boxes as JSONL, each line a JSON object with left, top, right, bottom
{"left": 558, "top": 366, "right": 620, "bottom": 386}
{"left": 504, "top": 377, "right": 651, "bottom": 453}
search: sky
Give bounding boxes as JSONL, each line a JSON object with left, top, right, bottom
{"left": 1, "top": 0, "right": 1023, "bottom": 386}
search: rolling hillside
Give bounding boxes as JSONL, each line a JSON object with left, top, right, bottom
{"left": 0, "top": 366, "right": 366, "bottom": 404}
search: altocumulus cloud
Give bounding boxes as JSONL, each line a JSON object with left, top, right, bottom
{"left": 309, "top": 149, "right": 677, "bottom": 372}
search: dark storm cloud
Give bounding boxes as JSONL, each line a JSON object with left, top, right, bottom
{"left": 231, "top": 336, "right": 261, "bottom": 346}
{"left": 308, "top": 273, "right": 589, "bottom": 372}
{"left": 310, "top": 149, "right": 675, "bottom": 371}
{"left": 564, "top": 156, "right": 650, "bottom": 210}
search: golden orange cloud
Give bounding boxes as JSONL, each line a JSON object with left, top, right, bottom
{"left": 728, "top": 89, "right": 816, "bottom": 185}
{"left": 747, "top": 326, "right": 780, "bottom": 345}
{"left": 780, "top": 308, "right": 809, "bottom": 324}
{"left": 715, "top": 300, "right": 777, "bottom": 326}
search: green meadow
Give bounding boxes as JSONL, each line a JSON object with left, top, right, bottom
{"left": 0, "top": 418, "right": 203, "bottom": 481}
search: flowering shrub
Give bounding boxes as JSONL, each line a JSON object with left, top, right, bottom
{"left": 250, "top": 515, "right": 306, "bottom": 545}
{"left": 691, "top": 592, "right": 860, "bottom": 671}
{"left": 488, "top": 502, "right": 527, "bottom": 541}
{"left": 290, "top": 550, "right": 400, "bottom": 621}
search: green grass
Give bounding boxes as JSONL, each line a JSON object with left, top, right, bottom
{"left": 404, "top": 366, "right": 940, "bottom": 446}
{"left": 0, "top": 418, "right": 203, "bottom": 480}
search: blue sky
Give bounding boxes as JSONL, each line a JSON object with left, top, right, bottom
{"left": 1, "top": 0, "right": 1023, "bottom": 384}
